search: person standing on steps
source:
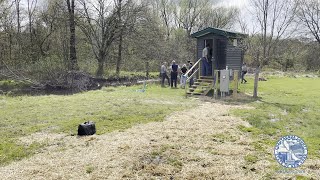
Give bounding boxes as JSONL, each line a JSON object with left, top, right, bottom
{"left": 202, "top": 43, "right": 210, "bottom": 76}
{"left": 180, "top": 64, "right": 188, "bottom": 88}
{"left": 241, "top": 62, "right": 248, "bottom": 83}
{"left": 160, "top": 62, "right": 170, "bottom": 87}
{"left": 171, "top": 60, "right": 178, "bottom": 88}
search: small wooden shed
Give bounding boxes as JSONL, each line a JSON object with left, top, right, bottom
{"left": 191, "top": 27, "right": 247, "bottom": 71}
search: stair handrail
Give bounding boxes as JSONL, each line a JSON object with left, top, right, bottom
{"left": 185, "top": 58, "right": 202, "bottom": 97}
{"left": 185, "top": 58, "right": 201, "bottom": 78}
{"left": 186, "top": 68, "right": 199, "bottom": 82}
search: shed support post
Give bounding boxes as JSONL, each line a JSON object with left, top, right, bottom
{"left": 233, "top": 70, "right": 239, "bottom": 98}
{"left": 198, "top": 59, "right": 201, "bottom": 78}
{"left": 212, "top": 62, "right": 214, "bottom": 78}
{"left": 213, "top": 70, "right": 219, "bottom": 99}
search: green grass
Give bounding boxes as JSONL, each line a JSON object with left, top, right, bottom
{"left": 211, "top": 133, "right": 238, "bottom": 143}
{"left": 85, "top": 165, "right": 94, "bottom": 174}
{"left": 0, "top": 84, "right": 197, "bottom": 165}
{"left": 233, "top": 76, "right": 320, "bottom": 159}
{"left": 244, "top": 154, "right": 259, "bottom": 164}
{"left": 104, "top": 71, "right": 159, "bottom": 80}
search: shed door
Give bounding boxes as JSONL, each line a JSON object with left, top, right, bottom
{"left": 215, "top": 38, "right": 227, "bottom": 70}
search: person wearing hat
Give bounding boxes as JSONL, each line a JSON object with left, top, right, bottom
{"left": 171, "top": 60, "right": 178, "bottom": 88}
{"left": 180, "top": 64, "right": 188, "bottom": 88}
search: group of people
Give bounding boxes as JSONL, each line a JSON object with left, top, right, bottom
{"left": 160, "top": 43, "right": 248, "bottom": 88}
{"left": 160, "top": 60, "right": 194, "bottom": 88}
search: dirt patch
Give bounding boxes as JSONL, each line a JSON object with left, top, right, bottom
{"left": 0, "top": 102, "right": 318, "bottom": 179}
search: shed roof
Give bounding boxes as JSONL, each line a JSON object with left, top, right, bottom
{"left": 191, "top": 27, "right": 248, "bottom": 39}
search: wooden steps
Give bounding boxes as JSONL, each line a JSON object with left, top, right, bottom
{"left": 197, "top": 79, "right": 214, "bottom": 83}
{"left": 186, "top": 92, "right": 204, "bottom": 96}
{"left": 191, "top": 85, "right": 209, "bottom": 89}
{"left": 199, "top": 76, "right": 213, "bottom": 79}
{"left": 186, "top": 76, "right": 214, "bottom": 97}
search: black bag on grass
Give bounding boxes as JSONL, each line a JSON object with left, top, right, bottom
{"left": 78, "top": 121, "right": 96, "bottom": 136}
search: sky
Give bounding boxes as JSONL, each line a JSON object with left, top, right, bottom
{"left": 215, "top": 0, "right": 252, "bottom": 33}
{"left": 20, "top": 0, "right": 249, "bottom": 9}
{"left": 216, "top": 0, "right": 249, "bottom": 8}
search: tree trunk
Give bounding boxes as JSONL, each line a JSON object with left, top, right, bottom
{"left": 116, "top": 0, "right": 123, "bottom": 76}
{"left": 15, "top": 0, "right": 21, "bottom": 57}
{"left": 9, "top": 32, "right": 12, "bottom": 63}
{"left": 15, "top": 0, "right": 21, "bottom": 35}
{"left": 96, "top": 60, "right": 105, "bottom": 77}
{"left": 146, "top": 61, "right": 149, "bottom": 79}
{"left": 253, "top": 67, "right": 260, "bottom": 98}
{"left": 262, "top": 0, "right": 269, "bottom": 67}
{"left": 27, "top": 0, "right": 33, "bottom": 44}
{"left": 96, "top": 50, "right": 106, "bottom": 77}
{"left": 116, "top": 33, "right": 123, "bottom": 76}
{"left": 66, "top": 0, "right": 79, "bottom": 71}
{"left": 29, "top": 19, "right": 33, "bottom": 44}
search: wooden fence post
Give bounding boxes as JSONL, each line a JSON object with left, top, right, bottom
{"left": 253, "top": 67, "right": 260, "bottom": 98}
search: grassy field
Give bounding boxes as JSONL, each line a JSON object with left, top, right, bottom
{"left": 233, "top": 75, "right": 320, "bottom": 169}
{"left": 1, "top": 73, "right": 320, "bottom": 178}
{"left": 0, "top": 84, "right": 197, "bottom": 165}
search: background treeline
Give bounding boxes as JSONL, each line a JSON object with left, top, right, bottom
{"left": 0, "top": 0, "right": 319, "bottom": 87}
{"left": 241, "top": 0, "right": 320, "bottom": 72}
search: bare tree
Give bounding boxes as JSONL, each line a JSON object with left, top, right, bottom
{"left": 297, "top": 0, "right": 320, "bottom": 44}
{"left": 198, "top": 6, "right": 239, "bottom": 30}
{"left": 250, "top": 0, "right": 297, "bottom": 66}
{"left": 78, "top": 0, "right": 140, "bottom": 77}
{"left": 174, "top": 0, "right": 209, "bottom": 36}
{"left": 115, "top": 0, "right": 141, "bottom": 75}
{"left": 156, "top": 0, "right": 175, "bottom": 39}
{"left": 78, "top": 0, "right": 120, "bottom": 77}
{"left": 33, "top": 0, "right": 61, "bottom": 57}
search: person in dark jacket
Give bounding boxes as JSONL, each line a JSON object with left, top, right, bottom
{"left": 241, "top": 62, "right": 248, "bottom": 83}
{"left": 180, "top": 64, "right": 188, "bottom": 88}
{"left": 188, "top": 61, "right": 194, "bottom": 87}
{"left": 171, "top": 60, "right": 178, "bottom": 88}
